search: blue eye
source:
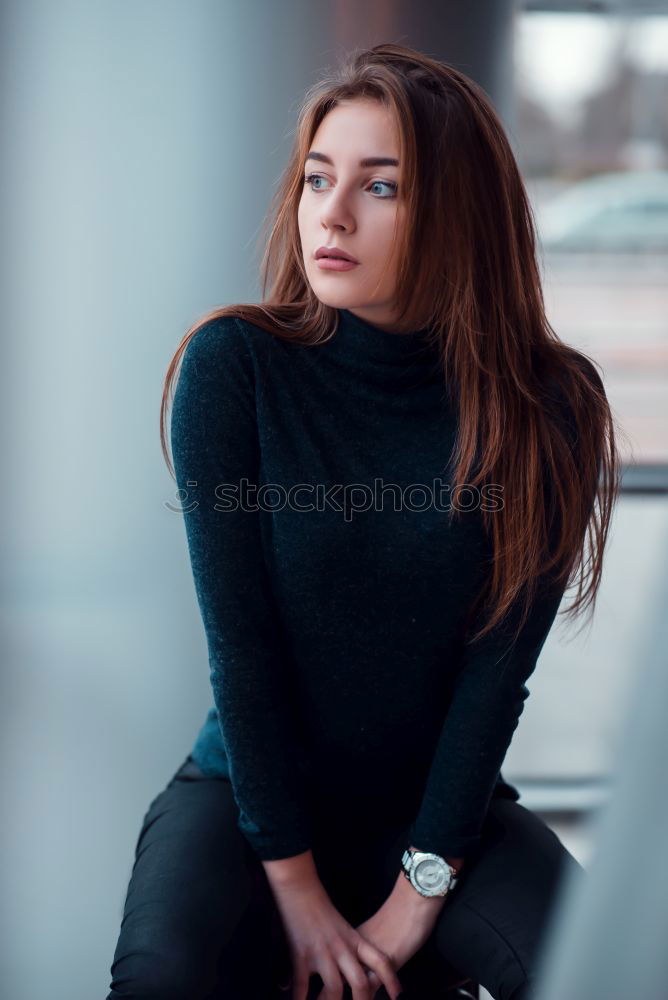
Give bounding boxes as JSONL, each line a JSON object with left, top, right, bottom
{"left": 303, "top": 173, "right": 398, "bottom": 199}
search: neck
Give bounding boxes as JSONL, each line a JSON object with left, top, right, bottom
{"left": 317, "top": 308, "right": 441, "bottom": 382}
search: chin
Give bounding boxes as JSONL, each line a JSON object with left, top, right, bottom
{"left": 309, "top": 286, "right": 359, "bottom": 309}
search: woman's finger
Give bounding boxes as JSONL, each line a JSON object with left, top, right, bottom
{"left": 291, "top": 959, "right": 310, "bottom": 1000}
{"left": 317, "top": 954, "right": 345, "bottom": 999}
{"left": 365, "top": 967, "right": 381, "bottom": 993}
{"left": 335, "top": 948, "right": 378, "bottom": 1000}
{"left": 356, "top": 938, "right": 403, "bottom": 999}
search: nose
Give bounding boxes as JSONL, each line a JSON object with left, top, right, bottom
{"left": 319, "top": 190, "right": 355, "bottom": 234}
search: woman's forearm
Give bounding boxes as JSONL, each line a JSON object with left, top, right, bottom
{"left": 261, "top": 845, "right": 464, "bottom": 896}
{"left": 262, "top": 848, "right": 323, "bottom": 891}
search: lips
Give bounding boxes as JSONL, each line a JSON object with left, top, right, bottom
{"left": 315, "top": 246, "right": 359, "bottom": 263}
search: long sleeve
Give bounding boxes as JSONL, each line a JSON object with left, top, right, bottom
{"left": 406, "top": 568, "right": 567, "bottom": 858}
{"left": 407, "top": 369, "right": 603, "bottom": 859}
{"left": 170, "top": 316, "right": 313, "bottom": 861}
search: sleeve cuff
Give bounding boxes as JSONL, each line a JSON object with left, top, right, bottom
{"left": 406, "top": 823, "right": 483, "bottom": 859}
{"left": 244, "top": 832, "right": 314, "bottom": 862}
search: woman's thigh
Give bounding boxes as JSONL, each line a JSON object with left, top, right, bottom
{"left": 420, "top": 797, "right": 585, "bottom": 1000}
{"left": 106, "top": 755, "right": 285, "bottom": 1000}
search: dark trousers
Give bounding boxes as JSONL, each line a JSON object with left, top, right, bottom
{"left": 106, "top": 754, "right": 584, "bottom": 1000}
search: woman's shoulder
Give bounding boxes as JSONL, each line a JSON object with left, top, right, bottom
{"left": 182, "top": 312, "right": 251, "bottom": 362}
{"left": 538, "top": 349, "right": 606, "bottom": 438}
{"left": 180, "top": 310, "right": 283, "bottom": 382}
{"left": 569, "top": 351, "right": 605, "bottom": 402}
{"left": 539, "top": 348, "right": 603, "bottom": 400}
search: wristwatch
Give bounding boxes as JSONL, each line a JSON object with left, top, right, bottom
{"left": 401, "top": 847, "right": 459, "bottom": 898}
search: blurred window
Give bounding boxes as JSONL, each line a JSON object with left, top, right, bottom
{"left": 515, "top": 7, "right": 668, "bottom": 465}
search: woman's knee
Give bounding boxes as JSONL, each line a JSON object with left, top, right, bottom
{"left": 427, "top": 798, "right": 583, "bottom": 1000}
{"left": 107, "top": 866, "right": 270, "bottom": 999}
{"left": 108, "top": 936, "right": 218, "bottom": 999}
{"left": 107, "top": 896, "right": 283, "bottom": 999}
{"left": 107, "top": 766, "right": 264, "bottom": 997}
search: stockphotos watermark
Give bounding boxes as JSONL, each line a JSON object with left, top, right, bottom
{"left": 165, "top": 477, "right": 505, "bottom": 523}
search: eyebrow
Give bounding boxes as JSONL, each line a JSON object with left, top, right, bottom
{"left": 305, "top": 151, "right": 399, "bottom": 168}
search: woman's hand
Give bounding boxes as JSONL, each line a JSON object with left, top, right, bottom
{"left": 354, "top": 872, "right": 447, "bottom": 993}
{"left": 269, "top": 877, "right": 403, "bottom": 1000}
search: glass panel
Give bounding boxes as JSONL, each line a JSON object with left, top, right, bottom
{"left": 515, "top": 9, "right": 668, "bottom": 463}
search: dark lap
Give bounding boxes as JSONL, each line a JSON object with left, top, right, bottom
{"left": 430, "top": 798, "right": 585, "bottom": 999}
{"left": 106, "top": 756, "right": 584, "bottom": 1000}
{"left": 106, "top": 755, "right": 285, "bottom": 999}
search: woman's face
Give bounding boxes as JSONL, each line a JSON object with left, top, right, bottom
{"left": 297, "top": 98, "right": 405, "bottom": 331}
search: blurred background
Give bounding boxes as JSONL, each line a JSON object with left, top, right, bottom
{"left": 1, "top": 1, "right": 666, "bottom": 998}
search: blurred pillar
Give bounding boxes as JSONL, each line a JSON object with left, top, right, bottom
{"left": 531, "top": 535, "right": 668, "bottom": 1000}
{"left": 330, "top": 0, "right": 518, "bottom": 139}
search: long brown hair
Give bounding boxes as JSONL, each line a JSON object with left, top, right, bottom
{"left": 160, "top": 42, "right": 622, "bottom": 647}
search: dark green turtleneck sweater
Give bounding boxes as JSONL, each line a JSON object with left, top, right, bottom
{"left": 170, "top": 308, "right": 586, "bottom": 862}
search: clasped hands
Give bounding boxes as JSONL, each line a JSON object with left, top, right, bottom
{"left": 271, "top": 868, "right": 447, "bottom": 1000}
{"left": 267, "top": 847, "right": 462, "bottom": 1000}
{"left": 353, "top": 870, "right": 447, "bottom": 995}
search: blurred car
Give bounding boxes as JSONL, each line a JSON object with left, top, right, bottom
{"left": 535, "top": 169, "right": 668, "bottom": 253}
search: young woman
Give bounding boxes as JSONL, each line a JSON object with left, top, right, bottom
{"left": 107, "top": 43, "right": 619, "bottom": 1000}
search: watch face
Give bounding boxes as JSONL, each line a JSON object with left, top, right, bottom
{"left": 414, "top": 856, "right": 450, "bottom": 894}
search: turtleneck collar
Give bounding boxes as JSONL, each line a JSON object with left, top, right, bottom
{"left": 319, "top": 308, "right": 442, "bottom": 387}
